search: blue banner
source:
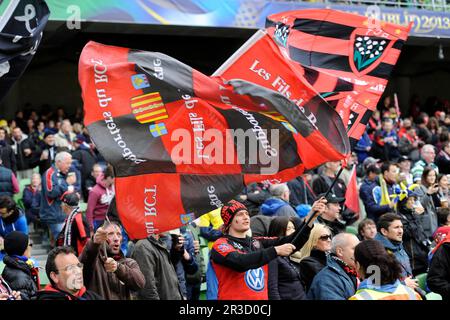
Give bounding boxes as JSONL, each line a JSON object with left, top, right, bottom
{"left": 41, "top": 0, "right": 450, "bottom": 38}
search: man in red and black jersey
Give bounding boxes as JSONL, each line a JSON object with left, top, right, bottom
{"left": 211, "top": 198, "right": 326, "bottom": 300}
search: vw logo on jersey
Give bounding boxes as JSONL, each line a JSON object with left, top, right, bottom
{"left": 244, "top": 267, "right": 265, "bottom": 292}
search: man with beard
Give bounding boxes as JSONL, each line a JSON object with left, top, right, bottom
{"left": 79, "top": 221, "right": 145, "bottom": 300}
{"left": 0, "top": 196, "right": 28, "bottom": 260}
{"left": 36, "top": 246, "right": 103, "bottom": 300}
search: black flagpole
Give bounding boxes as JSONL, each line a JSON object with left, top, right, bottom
{"left": 290, "top": 166, "right": 345, "bottom": 245}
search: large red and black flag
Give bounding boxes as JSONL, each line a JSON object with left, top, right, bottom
{"left": 79, "top": 41, "right": 349, "bottom": 239}
{"left": 0, "top": 0, "right": 49, "bottom": 102}
{"left": 265, "top": 9, "right": 411, "bottom": 144}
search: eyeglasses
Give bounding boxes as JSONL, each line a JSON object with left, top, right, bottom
{"left": 319, "top": 235, "right": 332, "bottom": 241}
{"left": 58, "top": 263, "right": 83, "bottom": 273}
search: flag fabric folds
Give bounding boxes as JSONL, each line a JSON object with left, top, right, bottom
{"left": 79, "top": 41, "right": 349, "bottom": 239}
{"left": 344, "top": 165, "right": 360, "bottom": 218}
{"left": 0, "top": 0, "right": 50, "bottom": 102}
{"left": 265, "top": 9, "right": 411, "bottom": 144}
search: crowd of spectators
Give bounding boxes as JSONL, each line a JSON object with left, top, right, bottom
{"left": 0, "top": 94, "right": 449, "bottom": 300}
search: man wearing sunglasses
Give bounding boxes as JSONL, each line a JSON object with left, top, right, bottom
{"left": 35, "top": 246, "right": 102, "bottom": 300}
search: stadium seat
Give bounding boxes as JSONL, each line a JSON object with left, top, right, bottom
{"left": 345, "top": 226, "right": 358, "bottom": 236}
{"left": 416, "top": 273, "right": 428, "bottom": 291}
{"left": 426, "top": 292, "right": 442, "bottom": 300}
{"left": 39, "top": 268, "right": 49, "bottom": 288}
{"left": 0, "top": 261, "right": 4, "bottom": 273}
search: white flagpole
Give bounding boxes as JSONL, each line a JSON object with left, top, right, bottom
{"left": 0, "top": 0, "right": 21, "bottom": 32}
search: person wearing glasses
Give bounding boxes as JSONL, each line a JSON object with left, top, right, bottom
{"left": 307, "top": 233, "right": 360, "bottom": 300}
{"left": 36, "top": 246, "right": 102, "bottom": 300}
{"left": 1, "top": 231, "right": 38, "bottom": 300}
{"left": 295, "top": 224, "right": 333, "bottom": 292}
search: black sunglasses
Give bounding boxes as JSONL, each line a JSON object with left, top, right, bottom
{"left": 319, "top": 235, "right": 332, "bottom": 241}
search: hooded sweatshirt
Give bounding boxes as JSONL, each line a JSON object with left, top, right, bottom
{"left": 86, "top": 175, "right": 114, "bottom": 227}
{"left": 260, "top": 197, "right": 297, "bottom": 218}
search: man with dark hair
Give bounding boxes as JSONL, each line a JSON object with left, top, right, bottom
{"left": 56, "top": 192, "right": 90, "bottom": 256}
{"left": 375, "top": 213, "right": 418, "bottom": 290}
{"left": 210, "top": 199, "right": 326, "bottom": 300}
{"left": 368, "top": 162, "right": 398, "bottom": 222}
{"left": 0, "top": 196, "right": 28, "bottom": 260}
{"left": 36, "top": 246, "right": 103, "bottom": 300}
{"left": 79, "top": 221, "right": 145, "bottom": 300}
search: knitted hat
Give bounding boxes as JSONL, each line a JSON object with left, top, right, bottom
{"left": 221, "top": 200, "right": 247, "bottom": 229}
{"left": 4, "top": 231, "right": 29, "bottom": 256}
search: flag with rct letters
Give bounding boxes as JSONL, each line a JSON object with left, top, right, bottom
{"left": 264, "top": 9, "right": 411, "bottom": 144}
{"left": 79, "top": 41, "right": 349, "bottom": 239}
{"left": 0, "top": 0, "right": 49, "bottom": 102}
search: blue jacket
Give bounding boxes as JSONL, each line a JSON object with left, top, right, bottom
{"left": 39, "top": 165, "right": 71, "bottom": 224}
{"left": 375, "top": 233, "right": 412, "bottom": 277}
{"left": 307, "top": 256, "right": 356, "bottom": 300}
{"left": 0, "top": 211, "right": 28, "bottom": 261}
{"left": 359, "top": 177, "right": 391, "bottom": 222}
{"left": 354, "top": 132, "right": 372, "bottom": 163}
{"left": 260, "top": 197, "right": 297, "bottom": 218}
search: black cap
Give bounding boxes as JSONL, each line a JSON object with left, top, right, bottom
{"left": 4, "top": 231, "right": 29, "bottom": 256}
{"left": 398, "top": 155, "right": 411, "bottom": 162}
{"left": 318, "top": 193, "right": 345, "bottom": 204}
{"left": 61, "top": 192, "right": 80, "bottom": 207}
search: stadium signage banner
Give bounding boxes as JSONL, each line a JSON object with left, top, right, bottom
{"left": 13, "top": 0, "right": 449, "bottom": 38}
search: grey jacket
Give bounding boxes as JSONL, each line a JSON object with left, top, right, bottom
{"left": 417, "top": 185, "right": 438, "bottom": 239}
{"left": 131, "top": 236, "right": 183, "bottom": 300}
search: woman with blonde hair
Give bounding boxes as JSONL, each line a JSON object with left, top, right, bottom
{"left": 293, "top": 223, "right": 332, "bottom": 292}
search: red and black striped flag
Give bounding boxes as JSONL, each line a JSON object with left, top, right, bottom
{"left": 79, "top": 41, "right": 349, "bottom": 239}
{"left": 0, "top": 0, "right": 49, "bottom": 102}
{"left": 265, "top": 9, "right": 411, "bottom": 143}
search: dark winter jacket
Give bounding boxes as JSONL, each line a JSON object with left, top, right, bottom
{"left": 287, "top": 176, "right": 315, "bottom": 207}
{"left": 268, "top": 256, "right": 306, "bottom": 300}
{"left": 1, "top": 255, "right": 38, "bottom": 300}
{"left": 131, "top": 236, "right": 183, "bottom": 300}
{"left": 22, "top": 185, "right": 41, "bottom": 223}
{"left": 10, "top": 134, "right": 40, "bottom": 171}
{"left": 316, "top": 216, "right": 346, "bottom": 237}
{"left": 299, "top": 249, "right": 328, "bottom": 292}
{"left": 0, "top": 142, "right": 17, "bottom": 172}
{"left": 397, "top": 203, "right": 430, "bottom": 275}
{"left": 40, "top": 165, "right": 71, "bottom": 224}
{"left": 427, "top": 242, "right": 450, "bottom": 301}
